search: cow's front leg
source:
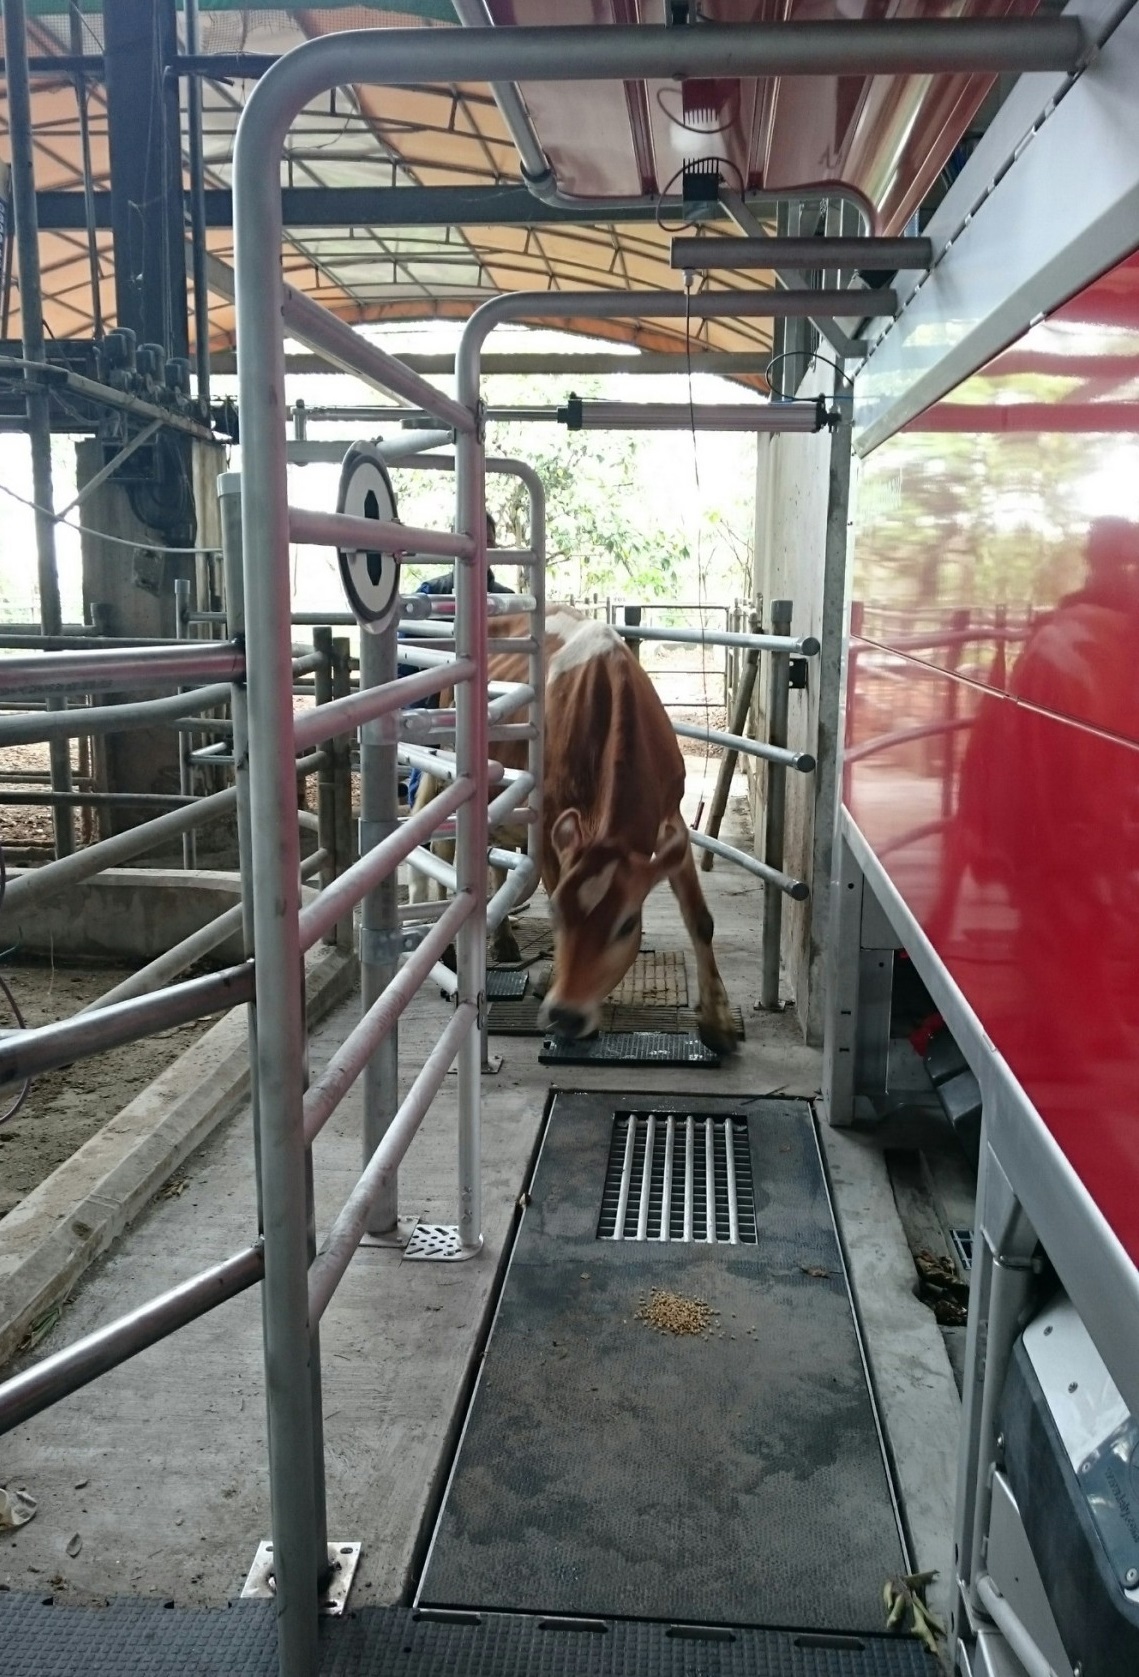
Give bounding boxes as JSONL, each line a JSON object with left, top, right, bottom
{"left": 488, "top": 863, "right": 522, "bottom": 965}
{"left": 667, "top": 845, "right": 737, "bottom": 1055}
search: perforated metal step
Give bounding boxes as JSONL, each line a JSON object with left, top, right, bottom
{"left": 539, "top": 1031, "right": 721, "bottom": 1067}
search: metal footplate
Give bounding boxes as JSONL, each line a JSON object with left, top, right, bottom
{"left": 240, "top": 1539, "right": 362, "bottom": 1616}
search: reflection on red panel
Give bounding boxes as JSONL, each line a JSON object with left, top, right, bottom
{"left": 850, "top": 248, "right": 1139, "bottom": 1265}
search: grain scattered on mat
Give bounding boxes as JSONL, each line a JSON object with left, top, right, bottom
{"left": 635, "top": 1288, "right": 718, "bottom": 1337}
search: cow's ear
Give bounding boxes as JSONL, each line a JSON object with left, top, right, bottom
{"left": 551, "top": 808, "right": 584, "bottom": 864}
{"left": 649, "top": 815, "right": 690, "bottom": 882}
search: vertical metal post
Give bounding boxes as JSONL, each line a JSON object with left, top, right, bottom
{"left": 68, "top": 3, "right": 103, "bottom": 340}
{"left": 3, "top": 0, "right": 74, "bottom": 859}
{"left": 219, "top": 473, "right": 261, "bottom": 1217}
{"left": 330, "top": 636, "right": 355, "bottom": 950}
{"left": 359, "top": 618, "right": 401, "bottom": 1240}
{"left": 183, "top": 0, "right": 211, "bottom": 410}
{"left": 312, "top": 627, "right": 337, "bottom": 926}
{"left": 700, "top": 610, "right": 760, "bottom": 868}
{"left": 174, "top": 577, "right": 197, "bottom": 869}
{"left": 455, "top": 402, "right": 487, "bottom": 1255}
{"left": 761, "top": 599, "right": 793, "bottom": 1009}
{"left": 103, "top": 0, "right": 188, "bottom": 359}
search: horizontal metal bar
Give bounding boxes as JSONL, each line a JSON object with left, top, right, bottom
{"left": 0, "top": 963, "right": 254, "bottom": 1088}
{"left": 0, "top": 1244, "right": 265, "bottom": 1438}
{"left": 309, "top": 1002, "right": 477, "bottom": 1319}
{"left": 563, "top": 400, "right": 824, "bottom": 432}
{"left": 419, "top": 594, "right": 536, "bottom": 618}
{"left": 672, "top": 719, "right": 815, "bottom": 772}
{"left": 613, "top": 622, "right": 820, "bottom": 655}
{"left": 280, "top": 280, "right": 474, "bottom": 433}
{"left": 292, "top": 660, "right": 475, "bottom": 752}
{"left": 303, "top": 892, "right": 474, "bottom": 1147}
{"left": 398, "top": 744, "right": 504, "bottom": 788}
{"left": 0, "top": 782, "right": 238, "bottom": 916}
{"left": 0, "top": 683, "right": 235, "bottom": 747}
{"left": 670, "top": 235, "right": 934, "bottom": 271}
{"left": 0, "top": 642, "right": 243, "bottom": 697}
{"left": 687, "top": 828, "right": 809, "bottom": 900}
{"left": 298, "top": 776, "right": 472, "bottom": 952}
{"left": 488, "top": 854, "right": 539, "bottom": 932}
{"left": 288, "top": 506, "right": 473, "bottom": 562}
{"left": 486, "top": 684, "right": 534, "bottom": 723}
{"left": 488, "top": 773, "right": 536, "bottom": 828}
{"left": 0, "top": 789, "right": 194, "bottom": 808}
{"left": 405, "top": 847, "right": 457, "bottom": 892}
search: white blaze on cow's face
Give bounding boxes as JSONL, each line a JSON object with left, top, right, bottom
{"left": 538, "top": 809, "right": 690, "bottom": 1040}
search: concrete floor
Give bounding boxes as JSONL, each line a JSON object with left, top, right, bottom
{"left": 0, "top": 778, "right": 959, "bottom": 1644}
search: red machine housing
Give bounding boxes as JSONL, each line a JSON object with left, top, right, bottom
{"left": 849, "top": 249, "right": 1139, "bottom": 1264}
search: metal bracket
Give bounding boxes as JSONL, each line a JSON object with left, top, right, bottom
{"left": 789, "top": 656, "right": 809, "bottom": 690}
{"left": 359, "top": 926, "right": 416, "bottom": 965}
{"left": 359, "top": 1216, "right": 420, "bottom": 1250}
{"left": 240, "top": 1539, "right": 361, "bottom": 1616}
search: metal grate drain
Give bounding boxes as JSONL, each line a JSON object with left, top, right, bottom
{"left": 485, "top": 969, "right": 529, "bottom": 1001}
{"left": 950, "top": 1227, "right": 974, "bottom": 1273}
{"left": 404, "top": 1224, "right": 464, "bottom": 1262}
{"left": 540, "top": 1031, "right": 721, "bottom": 1068}
{"left": 598, "top": 1112, "right": 757, "bottom": 1243}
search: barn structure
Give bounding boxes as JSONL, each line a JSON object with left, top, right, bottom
{"left": 0, "top": 8, "right": 1136, "bottom": 1677}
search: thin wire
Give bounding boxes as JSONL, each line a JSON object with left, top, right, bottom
{"left": 764, "top": 347, "right": 855, "bottom": 402}
{"left": 0, "top": 475, "right": 221, "bottom": 557}
{"left": 0, "top": 844, "right": 31, "bottom": 1128}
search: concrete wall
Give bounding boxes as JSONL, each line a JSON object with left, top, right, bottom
{"left": 751, "top": 410, "right": 850, "bottom": 1044}
{"left": 3, "top": 867, "right": 248, "bottom": 965}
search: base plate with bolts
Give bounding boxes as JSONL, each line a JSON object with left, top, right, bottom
{"left": 240, "top": 1539, "right": 362, "bottom": 1615}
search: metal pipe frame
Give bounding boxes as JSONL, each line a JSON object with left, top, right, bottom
{"left": 761, "top": 600, "right": 794, "bottom": 1009}
{"left": 610, "top": 622, "right": 820, "bottom": 655}
{"left": 3, "top": 0, "right": 73, "bottom": 856}
{"left": 234, "top": 25, "right": 1010, "bottom": 1669}
{"left": 303, "top": 892, "right": 474, "bottom": 1150}
{"left": 562, "top": 400, "right": 826, "bottom": 433}
{"left": 0, "top": 641, "right": 244, "bottom": 697}
{"left": 672, "top": 718, "right": 814, "bottom": 773}
{"left": 0, "top": 963, "right": 254, "bottom": 1089}
{"left": 687, "top": 828, "right": 808, "bottom": 900}
{"left": 670, "top": 235, "right": 934, "bottom": 272}
{"left": 287, "top": 506, "right": 475, "bottom": 562}
{"left": 0, "top": 683, "right": 235, "bottom": 746}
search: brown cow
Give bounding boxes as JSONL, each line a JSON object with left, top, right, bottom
{"left": 411, "top": 609, "right": 737, "bottom": 1054}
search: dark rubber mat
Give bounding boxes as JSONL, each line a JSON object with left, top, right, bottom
{"left": 0, "top": 1594, "right": 932, "bottom": 1677}
{"left": 539, "top": 1031, "right": 721, "bottom": 1066}
{"left": 419, "top": 1093, "right": 906, "bottom": 1633}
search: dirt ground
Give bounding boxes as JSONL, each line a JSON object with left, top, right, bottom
{"left": 0, "top": 958, "right": 214, "bottom": 1221}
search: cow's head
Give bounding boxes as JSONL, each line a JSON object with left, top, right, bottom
{"left": 537, "top": 808, "right": 690, "bottom": 1040}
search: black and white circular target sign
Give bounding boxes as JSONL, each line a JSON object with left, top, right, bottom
{"left": 336, "top": 442, "right": 401, "bottom": 634}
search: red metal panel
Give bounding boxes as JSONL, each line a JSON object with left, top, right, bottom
{"left": 849, "top": 248, "right": 1139, "bottom": 1264}
{"left": 485, "top": 1, "right": 1037, "bottom": 233}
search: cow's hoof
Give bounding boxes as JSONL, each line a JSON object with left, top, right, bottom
{"left": 697, "top": 1009, "right": 739, "bottom": 1057}
{"left": 491, "top": 921, "right": 522, "bottom": 966}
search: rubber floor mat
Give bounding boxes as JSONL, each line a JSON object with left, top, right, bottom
{"left": 0, "top": 1595, "right": 933, "bottom": 1677}
{"left": 418, "top": 1093, "right": 907, "bottom": 1633}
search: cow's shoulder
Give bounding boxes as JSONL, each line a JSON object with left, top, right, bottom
{"left": 547, "top": 616, "right": 623, "bottom": 683}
